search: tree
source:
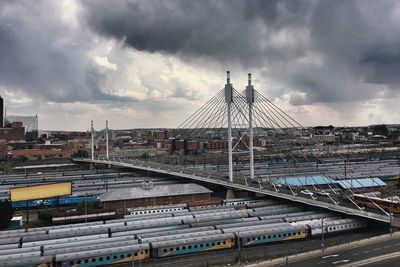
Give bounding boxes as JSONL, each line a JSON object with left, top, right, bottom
{"left": 0, "top": 200, "right": 13, "bottom": 229}
{"left": 371, "top": 124, "right": 389, "bottom": 136}
{"left": 72, "top": 150, "right": 89, "bottom": 158}
{"left": 76, "top": 200, "right": 101, "bottom": 213}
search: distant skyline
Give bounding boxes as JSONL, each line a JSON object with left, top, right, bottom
{"left": 0, "top": 0, "right": 400, "bottom": 131}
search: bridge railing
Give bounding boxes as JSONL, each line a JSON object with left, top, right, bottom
{"left": 74, "top": 157, "right": 397, "bottom": 226}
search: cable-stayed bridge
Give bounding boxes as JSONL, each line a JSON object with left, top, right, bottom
{"left": 76, "top": 72, "right": 400, "bottom": 227}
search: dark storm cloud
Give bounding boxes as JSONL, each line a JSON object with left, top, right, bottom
{"left": 82, "top": 0, "right": 400, "bottom": 105}
{"left": 0, "top": 1, "right": 134, "bottom": 104}
{"left": 82, "top": 0, "right": 312, "bottom": 65}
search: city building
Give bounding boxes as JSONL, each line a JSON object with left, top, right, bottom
{"left": 312, "top": 126, "right": 336, "bottom": 143}
{"left": 0, "top": 127, "right": 25, "bottom": 142}
{"left": 0, "top": 139, "right": 7, "bottom": 159}
{"left": 11, "top": 148, "right": 72, "bottom": 160}
{"left": 5, "top": 115, "right": 38, "bottom": 140}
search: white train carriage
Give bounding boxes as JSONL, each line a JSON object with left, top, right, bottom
{"left": 222, "top": 222, "right": 292, "bottom": 233}
{"left": 284, "top": 212, "right": 338, "bottom": 223}
{"left": 137, "top": 226, "right": 216, "bottom": 239}
{"left": 128, "top": 204, "right": 187, "bottom": 215}
{"left": 111, "top": 225, "right": 190, "bottom": 238}
{"left": 215, "top": 218, "right": 283, "bottom": 230}
{"left": 307, "top": 218, "right": 367, "bottom": 236}
{"left": 140, "top": 229, "right": 223, "bottom": 243}
{"left": 247, "top": 207, "right": 303, "bottom": 217}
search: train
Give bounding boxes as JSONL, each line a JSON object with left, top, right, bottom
{"left": 352, "top": 193, "right": 400, "bottom": 213}
{"left": 11, "top": 196, "right": 100, "bottom": 209}
{"left": 0, "top": 218, "right": 366, "bottom": 266}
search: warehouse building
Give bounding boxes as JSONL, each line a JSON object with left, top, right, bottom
{"left": 100, "top": 183, "right": 214, "bottom": 211}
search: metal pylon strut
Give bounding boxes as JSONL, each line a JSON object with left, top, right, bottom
{"left": 90, "top": 120, "right": 110, "bottom": 160}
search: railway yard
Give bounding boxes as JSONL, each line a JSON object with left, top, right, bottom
{"left": 0, "top": 158, "right": 398, "bottom": 267}
{"left": 0, "top": 197, "right": 381, "bottom": 267}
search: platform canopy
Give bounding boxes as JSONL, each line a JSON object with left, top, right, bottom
{"left": 274, "top": 175, "right": 334, "bottom": 187}
{"left": 337, "top": 178, "right": 386, "bottom": 189}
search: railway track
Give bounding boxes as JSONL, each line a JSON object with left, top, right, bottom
{"left": 114, "top": 230, "right": 386, "bottom": 267}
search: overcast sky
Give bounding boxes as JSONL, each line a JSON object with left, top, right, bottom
{"left": 0, "top": 0, "right": 399, "bottom": 131}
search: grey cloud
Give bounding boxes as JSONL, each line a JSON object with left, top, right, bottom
{"left": 83, "top": 0, "right": 400, "bottom": 105}
{"left": 82, "top": 0, "right": 312, "bottom": 66}
{"left": 0, "top": 1, "right": 134, "bottom": 104}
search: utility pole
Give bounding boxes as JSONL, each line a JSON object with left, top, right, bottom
{"left": 225, "top": 71, "right": 233, "bottom": 183}
{"left": 246, "top": 73, "right": 255, "bottom": 180}
{"left": 106, "top": 120, "right": 109, "bottom": 160}
{"left": 91, "top": 120, "right": 94, "bottom": 160}
{"left": 390, "top": 195, "right": 393, "bottom": 236}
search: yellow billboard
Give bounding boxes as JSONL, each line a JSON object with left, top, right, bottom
{"left": 10, "top": 182, "right": 72, "bottom": 202}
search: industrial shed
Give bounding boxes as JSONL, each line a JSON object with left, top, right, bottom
{"left": 100, "top": 183, "right": 213, "bottom": 211}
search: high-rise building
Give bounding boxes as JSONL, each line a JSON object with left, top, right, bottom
{"left": 0, "top": 96, "right": 3, "bottom": 127}
{"left": 5, "top": 115, "right": 38, "bottom": 132}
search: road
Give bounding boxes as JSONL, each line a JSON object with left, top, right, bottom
{"left": 288, "top": 237, "right": 400, "bottom": 267}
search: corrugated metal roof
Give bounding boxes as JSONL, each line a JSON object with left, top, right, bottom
{"left": 337, "top": 178, "right": 386, "bottom": 189}
{"left": 100, "top": 183, "right": 213, "bottom": 202}
{"left": 274, "top": 175, "right": 334, "bottom": 187}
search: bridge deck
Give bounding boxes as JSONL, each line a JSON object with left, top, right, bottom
{"left": 74, "top": 158, "right": 399, "bottom": 227}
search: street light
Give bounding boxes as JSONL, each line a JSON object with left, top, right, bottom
{"left": 321, "top": 217, "right": 325, "bottom": 251}
{"left": 390, "top": 195, "right": 393, "bottom": 236}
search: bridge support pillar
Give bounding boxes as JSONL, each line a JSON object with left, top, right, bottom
{"left": 226, "top": 189, "right": 236, "bottom": 200}
{"left": 246, "top": 73, "right": 255, "bottom": 180}
{"left": 225, "top": 71, "right": 234, "bottom": 183}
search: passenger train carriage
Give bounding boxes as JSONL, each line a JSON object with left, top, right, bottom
{"left": 237, "top": 225, "right": 308, "bottom": 246}
{"left": 151, "top": 233, "right": 235, "bottom": 258}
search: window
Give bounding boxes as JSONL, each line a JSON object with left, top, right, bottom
{"left": 70, "top": 262, "right": 73, "bottom": 265}
{"left": 106, "top": 256, "right": 110, "bottom": 260}
{"left": 217, "top": 242, "right": 221, "bottom": 245}
{"left": 183, "top": 246, "right": 186, "bottom": 249}
{"left": 77, "top": 261, "right": 81, "bottom": 264}
{"left": 258, "top": 237, "right": 261, "bottom": 240}
{"left": 278, "top": 234, "right": 281, "bottom": 237}
{"left": 188, "top": 245, "right": 192, "bottom": 249}
{"left": 92, "top": 259, "right": 96, "bottom": 262}
{"left": 140, "top": 251, "right": 144, "bottom": 254}
{"left": 273, "top": 235, "right": 276, "bottom": 238}
{"left": 200, "top": 244, "right": 203, "bottom": 248}
{"left": 113, "top": 256, "right": 117, "bottom": 260}
{"left": 134, "top": 252, "right": 138, "bottom": 256}
{"left": 127, "top": 253, "right": 131, "bottom": 257}
{"left": 206, "top": 243, "right": 209, "bottom": 247}
{"left": 85, "top": 259, "right": 89, "bottom": 263}
{"left": 194, "top": 245, "right": 198, "bottom": 248}
{"left": 164, "top": 248, "right": 167, "bottom": 252}
{"left": 120, "top": 254, "right": 124, "bottom": 259}
{"left": 268, "top": 235, "right": 271, "bottom": 239}
{"left": 170, "top": 248, "right": 173, "bottom": 251}
{"left": 99, "top": 257, "right": 103, "bottom": 262}
{"left": 177, "top": 247, "right": 180, "bottom": 250}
